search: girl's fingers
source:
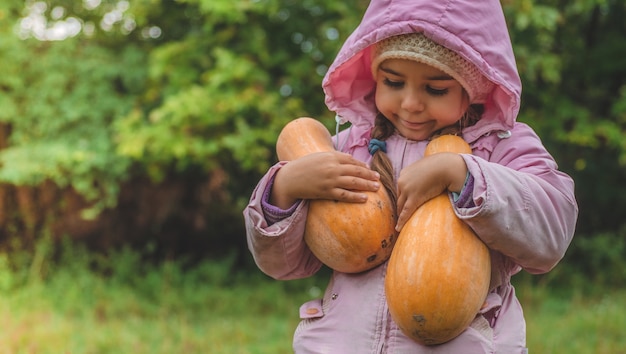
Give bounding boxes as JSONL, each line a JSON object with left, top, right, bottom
{"left": 334, "top": 175, "right": 380, "bottom": 192}
{"left": 337, "top": 156, "right": 380, "bottom": 181}
{"left": 396, "top": 194, "right": 424, "bottom": 232}
{"left": 328, "top": 189, "right": 369, "bottom": 203}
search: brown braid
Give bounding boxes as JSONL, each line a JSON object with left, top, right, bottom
{"left": 369, "top": 113, "right": 398, "bottom": 218}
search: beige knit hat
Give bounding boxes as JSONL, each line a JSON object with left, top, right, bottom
{"left": 371, "top": 33, "right": 493, "bottom": 103}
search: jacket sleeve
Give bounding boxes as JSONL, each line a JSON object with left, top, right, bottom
{"left": 243, "top": 162, "right": 323, "bottom": 280}
{"left": 457, "top": 123, "right": 578, "bottom": 274}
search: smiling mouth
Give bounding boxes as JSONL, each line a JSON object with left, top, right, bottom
{"left": 401, "top": 119, "right": 429, "bottom": 129}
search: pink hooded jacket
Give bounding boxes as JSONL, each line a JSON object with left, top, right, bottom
{"left": 244, "top": 0, "right": 578, "bottom": 352}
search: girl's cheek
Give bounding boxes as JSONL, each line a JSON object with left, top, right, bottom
{"left": 374, "top": 89, "right": 386, "bottom": 110}
{"left": 376, "top": 89, "right": 395, "bottom": 108}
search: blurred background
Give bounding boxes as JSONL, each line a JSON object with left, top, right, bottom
{"left": 0, "top": 0, "right": 624, "bottom": 352}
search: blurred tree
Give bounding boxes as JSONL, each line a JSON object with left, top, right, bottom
{"left": 504, "top": 0, "right": 626, "bottom": 234}
{"left": 0, "top": 0, "right": 370, "bottom": 257}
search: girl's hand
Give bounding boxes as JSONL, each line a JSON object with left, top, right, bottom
{"left": 395, "top": 153, "right": 468, "bottom": 231}
{"left": 270, "top": 151, "right": 381, "bottom": 209}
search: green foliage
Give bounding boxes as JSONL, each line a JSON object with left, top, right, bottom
{"left": 504, "top": 0, "right": 626, "bottom": 235}
{"left": 508, "top": 0, "right": 626, "bottom": 156}
{"left": 1, "top": 1, "right": 370, "bottom": 210}
{"left": 0, "top": 37, "right": 143, "bottom": 208}
{"left": 114, "top": 0, "right": 367, "bottom": 181}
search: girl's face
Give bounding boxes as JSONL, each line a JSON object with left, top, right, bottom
{"left": 374, "top": 59, "right": 470, "bottom": 141}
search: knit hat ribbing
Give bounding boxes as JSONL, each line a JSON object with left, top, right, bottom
{"left": 371, "top": 33, "right": 493, "bottom": 103}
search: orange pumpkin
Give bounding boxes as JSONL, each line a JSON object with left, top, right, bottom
{"left": 385, "top": 134, "right": 491, "bottom": 345}
{"left": 276, "top": 117, "right": 397, "bottom": 273}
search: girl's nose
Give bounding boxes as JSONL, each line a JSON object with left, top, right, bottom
{"left": 400, "top": 92, "right": 425, "bottom": 112}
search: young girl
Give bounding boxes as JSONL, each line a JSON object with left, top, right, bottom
{"left": 244, "top": 0, "right": 578, "bottom": 352}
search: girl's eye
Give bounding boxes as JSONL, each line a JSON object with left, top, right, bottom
{"left": 426, "top": 86, "right": 449, "bottom": 96}
{"left": 383, "top": 78, "right": 404, "bottom": 88}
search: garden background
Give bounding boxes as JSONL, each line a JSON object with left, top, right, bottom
{"left": 0, "top": 0, "right": 624, "bottom": 352}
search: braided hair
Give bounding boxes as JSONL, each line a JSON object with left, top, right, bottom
{"left": 368, "top": 113, "right": 398, "bottom": 217}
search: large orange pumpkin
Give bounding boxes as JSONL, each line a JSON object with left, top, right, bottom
{"left": 276, "top": 117, "right": 397, "bottom": 273}
{"left": 385, "top": 134, "right": 491, "bottom": 345}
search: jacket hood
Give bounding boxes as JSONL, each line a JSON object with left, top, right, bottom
{"left": 322, "top": 0, "right": 521, "bottom": 143}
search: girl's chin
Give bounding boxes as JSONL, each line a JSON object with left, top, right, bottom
{"left": 397, "top": 120, "right": 435, "bottom": 138}
{"left": 397, "top": 126, "right": 433, "bottom": 141}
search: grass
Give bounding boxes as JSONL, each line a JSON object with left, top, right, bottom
{"left": 530, "top": 294, "right": 626, "bottom": 353}
{"left": 0, "top": 240, "right": 317, "bottom": 353}
{"left": 0, "top": 241, "right": 624, "bottom": 353}
{"left": 516, "top": 277, "right": 626, "bottom": 354}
